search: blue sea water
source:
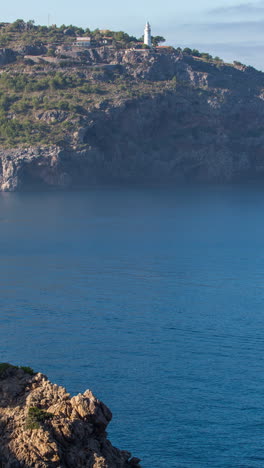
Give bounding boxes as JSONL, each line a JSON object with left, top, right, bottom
{"left": 1, "top": 185, "right": 264, "bottom": 467}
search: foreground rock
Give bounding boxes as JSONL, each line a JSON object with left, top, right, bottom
{"left": 0, "top": 365, "right": 141, "bottom": 467}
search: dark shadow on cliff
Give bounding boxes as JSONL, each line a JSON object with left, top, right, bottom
{"left": 0, "top": 454, "right": 31, "bottom": 468}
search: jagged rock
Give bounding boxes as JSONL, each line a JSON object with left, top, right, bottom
{"left": 0, "top": 365, "right": 141, "bottom": 468}
{"left": 35, "top": 110, "right": 68, "bottom": 123}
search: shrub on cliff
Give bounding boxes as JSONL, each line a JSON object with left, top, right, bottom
{"left": 20, "top": 366, "right": 35, "bottom": 375}
{"left": 0, "top": 363, "right": 35, "bottom": 378}
{"left": 25, "top": 407, "right": 54, "bottom": 430}
{"left": 152, "top": 36, "right": 166, "bottom": 46}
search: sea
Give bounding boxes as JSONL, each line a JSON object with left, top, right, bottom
{"left": 1, "top": 185, "right": 264, "bottom": 468}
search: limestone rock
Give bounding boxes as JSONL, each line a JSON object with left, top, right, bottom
{"left": 0, "top": 365, "right": 141, "bottom": 468}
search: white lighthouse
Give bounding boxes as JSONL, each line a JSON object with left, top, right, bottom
{"left": 144, "top": 22, "right": 151, "bottom": 47}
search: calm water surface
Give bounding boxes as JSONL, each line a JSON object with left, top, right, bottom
{"left": 1, "top": 186, "right": 264, "bottom": 467}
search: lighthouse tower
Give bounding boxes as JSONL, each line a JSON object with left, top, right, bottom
{"left": 144, "top": 22, "right": 151, "bottom": 47}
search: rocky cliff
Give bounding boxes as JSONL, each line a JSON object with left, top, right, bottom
{"left": 1, "top": 46, "right": 264, "bottom": 189}
{"left": 0, "top": 364, "right": 141, "bottom": 468}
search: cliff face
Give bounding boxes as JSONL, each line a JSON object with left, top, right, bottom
{"left": 1, "top": 48, "right": 264, "bottom": 190}
{"left": 0, "top": 365, "right": 141, "bottom": 468}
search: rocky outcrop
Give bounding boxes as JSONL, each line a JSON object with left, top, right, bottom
{"left": 0, "top": 147, "right": 62, "bottom": 191}
{"left": 54, "top": 46, "right": 264, "bottom": 87}
{"left": 0, "top": 365, "right": 141, "bottom": 467}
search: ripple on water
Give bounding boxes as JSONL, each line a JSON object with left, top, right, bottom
{"left": 1, "top": 187, "right": 264, "bottom": 467}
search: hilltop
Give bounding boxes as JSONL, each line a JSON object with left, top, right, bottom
{"left": 1, "top": 20, "right": 264, "bottom": 189}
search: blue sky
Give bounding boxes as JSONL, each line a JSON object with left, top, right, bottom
{"left": 2, "top": 0, "right": 264, "bottom": 70}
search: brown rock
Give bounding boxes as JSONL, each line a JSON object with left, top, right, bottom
{"left": 0, "top": 365, "right": 141, "bottom": 468}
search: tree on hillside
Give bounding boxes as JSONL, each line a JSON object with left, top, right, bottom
{"left": 10, "top": 19, "right": 26, "bottom": 31}
{"left": 200, "top": 52, "right": 213, "bottom": 61}
{"left": 112, "top": 31, "right": 138, "bottom": 43}
{"left": 91, "top": 28, "right": 102, "bottom": 41}
{"left": 26, "top": 20, "right": 35, "bottom": 30}
{"left": 152, "top": 36, "right": 165, "bottom": 46}
{"left": 191, "top": 49, "right": 201, "bottom": 57}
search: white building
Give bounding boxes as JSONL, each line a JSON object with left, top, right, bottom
{"left": 144, "top": 22, "right": 151, "bottom": 47}
{"left": 75, "top": 37, "right": 91, "bottom": 48}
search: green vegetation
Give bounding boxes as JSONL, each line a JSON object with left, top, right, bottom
{"left": 25, "top": 407, "right": 54, "bottom": 430}
{"left": 0, "top": 20, "right": 144, "bottom": 50}
{"left": 20, "top": 366, "right": 35, "bottom": 375}
{"left": 152, "top": 36, "right": 166, "bottom": 46}
{"left": 106, "top": 30, "right": 139, "bottom": 47}
{"left": 0, "top": 20, "right": 237, "bottom": 149}
{"left": 0, "top": 21, "right": 173, "bottom": 147}
{"left": 0, "top": 19, "right": 168, "bottom": 51}
{"left": 0, "top": 63, "right": 176, "bottom": 147}
{"left": 0, "top": 363, "right": 35, "bottom": 377}
{"left": 0, "top": 20, "right": 83, "bottom": 48}
{"left": 183, "top": 47, "right": 223, "bottom": 63}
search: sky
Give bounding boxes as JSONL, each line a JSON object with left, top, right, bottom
{"left": 2, "top": 0, "right": 264, "bottom": 70}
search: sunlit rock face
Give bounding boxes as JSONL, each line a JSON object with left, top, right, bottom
{"left": 0, "top": 365, "right": 141, "bottom": 467}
